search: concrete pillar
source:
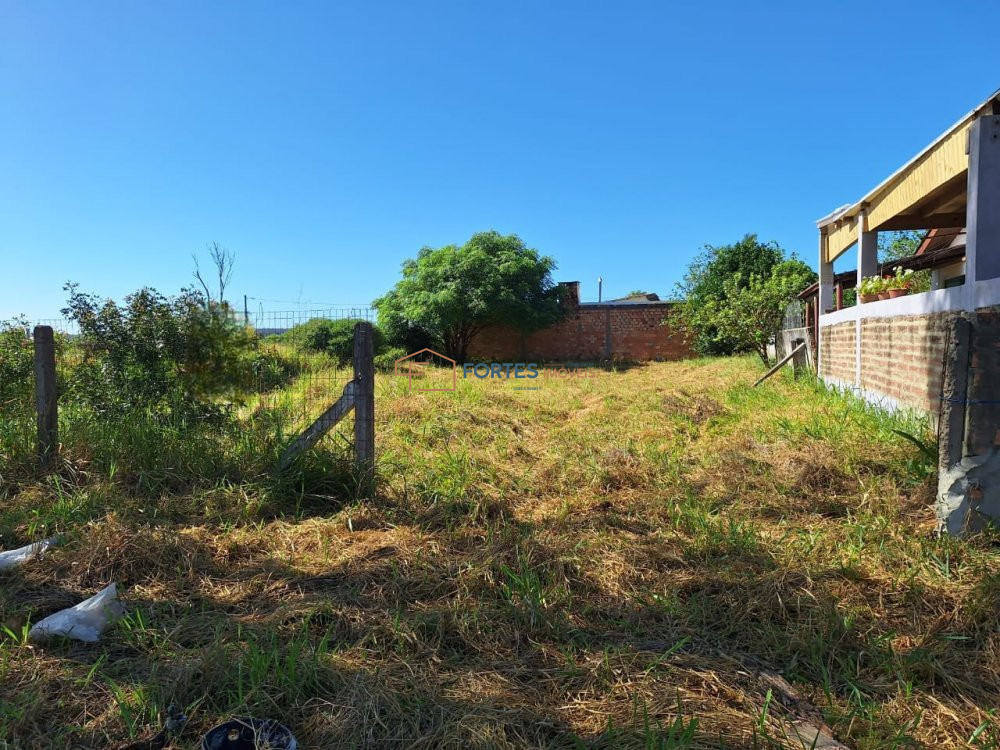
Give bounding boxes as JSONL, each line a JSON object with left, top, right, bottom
{"left": 936, "top": 313, "right": 1000, "bottom": 535}
{"left": 817, "top": 232, "right": 834, "bottom": 315}
{"left": 856, "top": 213, "right": 877, "bottom": 388}
{"left": 967, "top": 115, "right": 1000, "bottom": 282}
{"left": 816, "top": 232, "right": 833, "bottom": 377}
{"left": 353, "top": 321, "right": 375, "bottom": 494}
{"left": 857, "top": 229, "right": 878, "bottom": 284}
{"left": 33, "top": 325, "right": 58, "bottom": 466}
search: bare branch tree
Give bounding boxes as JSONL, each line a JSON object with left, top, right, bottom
{"left": 192, "top": 254, "right": 212, "bottom": 305}
{"left": 192, "top": 242, "right": 235, "bottom": 308}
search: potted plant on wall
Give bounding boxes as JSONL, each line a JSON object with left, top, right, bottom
{"left": 887, "top": 266, "right": 914, "bottom": 298}
{"left": 877, "top": 275, "right": 892, "bottom": 301}
{"left": 859, "top": 276, "right": 881, "bottom": 304}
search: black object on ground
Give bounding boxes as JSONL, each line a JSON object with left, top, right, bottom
{"left": 201, "top": 717, "right": 298, "bottom": 750}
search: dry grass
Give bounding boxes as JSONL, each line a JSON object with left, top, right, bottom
{"left": 2, "top": 357, "right": 1000, "bottom": 749}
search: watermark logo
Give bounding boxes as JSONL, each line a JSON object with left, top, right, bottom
{"left": 462, "top": 362, "right": 540, "bottom": 380}
{"left": 395, "top": 350, "right": 596, "bottom": 393}
{"left": 394, "top": 348, "right": 457, "bottom": 391}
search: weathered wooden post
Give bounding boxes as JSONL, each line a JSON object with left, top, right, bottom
{"left": 353, "top": 321, "right": 375, "bottom": 493}
{"left": 33, "top": 325, "right": 58, "bottom": 466}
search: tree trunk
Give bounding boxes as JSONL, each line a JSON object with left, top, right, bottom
{"left": 757, "top": 346, "right": 770, "bottom": 368}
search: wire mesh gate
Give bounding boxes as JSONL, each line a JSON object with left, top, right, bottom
{"left": 247, "top": 308, "right": 376, "bottom": 476}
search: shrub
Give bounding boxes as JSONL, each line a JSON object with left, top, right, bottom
{"left": 61, "top": 283, "right": 258, "bottom": 421}
{"left": 285, "top": 318, "right": 384, "bottom": 365}
{"left": 375, "top": 346, "right": 408, "bottom": 373}
{"left": 0, "top": 320, "right": 33, "bottom": 406}
{"left": 246, "top": 348, "right": 299, "bottom": 392}
{"left": 381, "top": 316, "right": 435, "bottom": 353}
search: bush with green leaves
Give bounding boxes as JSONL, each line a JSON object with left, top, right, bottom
{"left": 0, "top": 319, "right": 34, "bottom": 407}
{"left": 61, "top": 283, "right": 259, "bottom": 421}
{"left": 676, "top": 234, "right": 816, "bottom": 361}
{"left": 380, "top": 316, "right": 435, "bottom": 354}
{"left": 374, "top": 346, "right": 408, "bottom": 373}
{"left": 285, "top": 318, "right": 385, "bottom": 365}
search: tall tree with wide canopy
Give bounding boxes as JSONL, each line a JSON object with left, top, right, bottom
{"left": 375, "top": 231, "right": 562, "bottom": 362}
{"left": 676, "top": 234, "right": 815, "bottom": 359}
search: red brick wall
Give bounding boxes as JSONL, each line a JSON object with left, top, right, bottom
{"left": 821, "top": 306, "right": 1000, "bottom": 416}
{"left": 859, "top": 313, "right": 951, "bottom": 414}
{"left": 819, "top": 321, "right": 856, "bottom": 385}
{"left": 468, "top": 303, "right": 694, "bottom": 361}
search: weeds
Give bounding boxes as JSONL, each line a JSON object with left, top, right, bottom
{"left": 0, "top": 356, "right": 997, "bottom": 748}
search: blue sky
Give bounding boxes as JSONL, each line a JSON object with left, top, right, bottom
{"left": 1, "top": 1, "right": 997, "bottom": 320}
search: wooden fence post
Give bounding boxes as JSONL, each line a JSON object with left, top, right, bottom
{"left": 353, "top": 321, "right": 375, "bottom": 492}
{"left": 33, "top": 325, "right": 58, "bottom": 465}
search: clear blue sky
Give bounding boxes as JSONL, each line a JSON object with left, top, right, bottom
{"left": 2, "top": 1, "right": 997, "bottom": 320}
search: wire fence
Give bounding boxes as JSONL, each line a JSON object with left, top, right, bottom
{"left": 13, "top": 306, "right": 377, "bottom": 466}
{"left": 248, "top": 308, "right": 375, "bottom": 457}
{"left": 28, "top": 318, "right": 80, "bottom": 336}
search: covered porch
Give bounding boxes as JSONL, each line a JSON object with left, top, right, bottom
{"left": 815, "top": 91, "right": 1000, "bottom": 409}
{"left": 814, "top": 90, "right": 1000, "bottom": 534}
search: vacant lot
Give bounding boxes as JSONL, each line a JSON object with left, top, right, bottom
{"left": 2, "top": 358, "right": 999, "bottom": 748}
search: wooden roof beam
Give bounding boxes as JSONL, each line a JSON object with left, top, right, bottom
{"left": 878, "top": 212, "right": 967, "bottom": 231}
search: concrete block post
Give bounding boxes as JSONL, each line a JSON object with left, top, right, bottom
{"left": 791, "top": 338, "right": 807, "bottom": 379}
{"left": 937, "top": 314, "right": 1000, "bottom": 534}
{"left": 33, "top": 325, "right": 58, "bottom": 466}
{"left": 937, "top": 124, "right": 1000, "bottom": 533}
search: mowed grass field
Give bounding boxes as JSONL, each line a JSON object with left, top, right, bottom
{"left": 3, "top": 357, "right": 1000, "bottom": 748}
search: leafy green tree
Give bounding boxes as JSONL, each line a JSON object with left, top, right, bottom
{"left": 878, "top": 230, "right": 931, "bottom": 293}
{"left": 676, "top": 234, "right": 809, "bottom": 356}
{"left": 878, "top": 230, "right": 924, "bottom": 262}
{"left": 700, "top": 260, "right": 816, "bottom": 366}
{"left": 374, "top": 231, "right": 562, "bottom": 361}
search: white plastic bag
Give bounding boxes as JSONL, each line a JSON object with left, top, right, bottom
{"left": 0, "top": 537, "right": 58, "bottom": 570}
{"left": 28, "top": 583, "right": 125, "bottom": 643}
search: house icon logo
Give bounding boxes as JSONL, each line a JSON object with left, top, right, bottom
{"left": 394, "top": 348, "right": 457, "bottom": 391}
